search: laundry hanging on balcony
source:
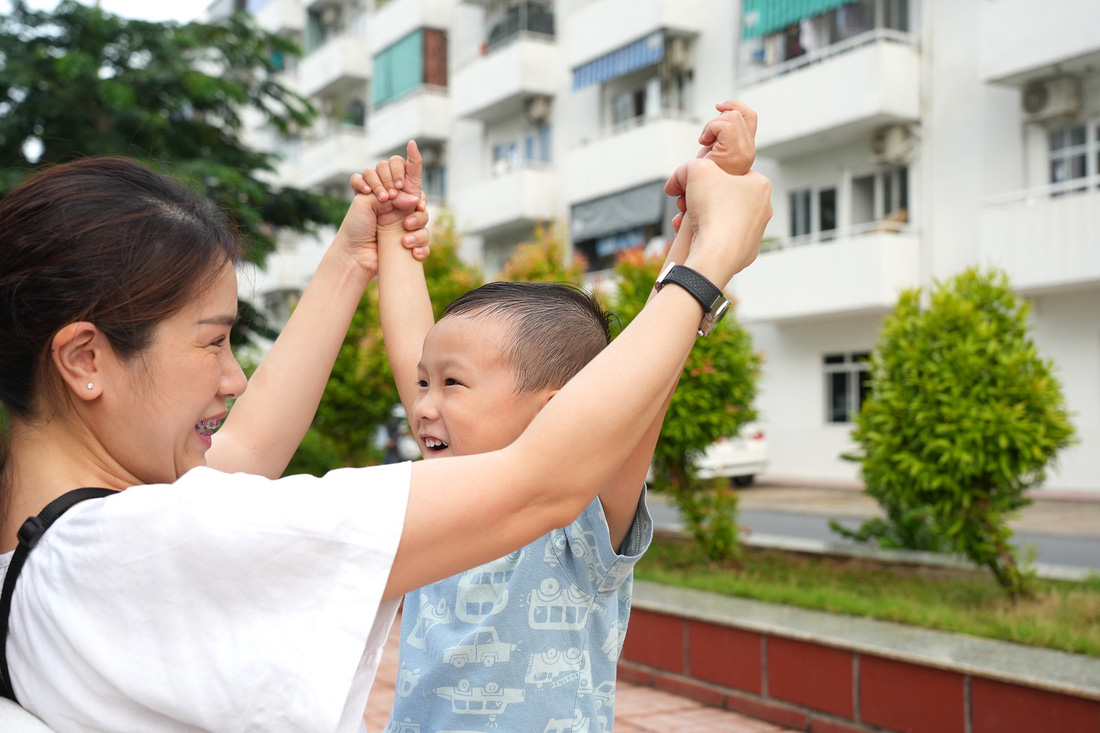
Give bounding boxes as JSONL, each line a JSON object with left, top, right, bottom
{"left": 742, "top": 0, "right": 859, "bottom": 39}
{"left": 571, "top": 32, "right": 665, "bottom": 91}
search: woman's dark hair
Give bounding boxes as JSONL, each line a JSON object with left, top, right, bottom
{"left": 442, "top": 281, "right": 614, "bottom": 394}
{"left": 0, "top": 156, "right": 243, "bottom": 419}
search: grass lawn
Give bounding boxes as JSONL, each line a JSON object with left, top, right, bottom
{"left": 635, "top": 535, "right": 1100, "bottom": 658}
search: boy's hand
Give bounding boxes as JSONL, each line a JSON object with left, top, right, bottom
{"left": 351, "top": 140, "right": 430, "bottom": 260}
{"left": 666, "top": 101, "right": 758, "bottom": 233}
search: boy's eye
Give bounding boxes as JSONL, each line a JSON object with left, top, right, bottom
{"left": 444, "top": 378, "right": 461, "bottom": 386}
{"left": 417, "top": 379, "right": 428, "bottom": 388}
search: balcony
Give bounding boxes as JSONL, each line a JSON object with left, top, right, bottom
{"left": 739, "top": 30, "right": 920, "bottom": 159}
{"left": 565, "top": 113, "right": 698, "bottom": 205}
{"left": 980, "top": 0, "right": 1100, "bottom": 84}
{"left": 368, "top": 87, "right": 450, "bottom": 158}
{"left": 451, "top": 163, "right": 558, "bottom": 237}
{"left": 562, "top": 0, "right": 705, "bottom": 69}
{"left": 453, "top": 35, "right": 562, "bottom": 122}
{"left": 979, "top": 182, "right": 1100, "bottom": 294}
{"left": 294, "top": 126, "right": 372, "bottom": 190}
{"left": 370, "top": 0, "right": 453, "bottom": 53}
{"left": 250, "top": 0, "right": 304, "bottom": 34}
{"left": 731, "top": 228, "right": 921, "bottom": 323}
{"left": 298, "top": 33, "right": 371, "bottom": 99}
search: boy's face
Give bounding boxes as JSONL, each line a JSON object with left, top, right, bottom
{"left": 413, "top": 314, "right": 554, "bottom": 459}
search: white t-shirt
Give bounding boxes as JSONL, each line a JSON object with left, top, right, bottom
{"left": 0, "top": 463, "right": 411, "bottom": 733}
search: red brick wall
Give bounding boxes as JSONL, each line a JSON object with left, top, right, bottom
{"left": 620, "top": 609, "right": 1100, "bottom": 733}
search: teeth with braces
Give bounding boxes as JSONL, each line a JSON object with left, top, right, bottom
{"left": 195, "top": 418, "right": 223, "bottom": 437}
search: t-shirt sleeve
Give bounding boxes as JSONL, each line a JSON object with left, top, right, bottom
{"left": 9, "top": 463, "right": 411, "bottom": 733}
{"left": 553, "top": 485, "right": 653, "bottom": 595}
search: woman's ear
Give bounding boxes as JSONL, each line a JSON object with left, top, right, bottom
{"left": 51, "top": 322, "right": 105, "bottom": 401}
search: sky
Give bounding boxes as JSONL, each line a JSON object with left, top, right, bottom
{"left": 1, "top": 0, "right": 210, "bottom": 23}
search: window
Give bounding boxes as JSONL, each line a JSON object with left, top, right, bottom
{"left": 824, "top": 352, "right": 871, "bottom": 424}
{"left": 1049, "top": 122, "right": 1093, "bottom": 195}
{"left": 372, "top": 28, "right": 448, "bottom": 107}
{"left": 852, "top": 167, "right": 909, "bottom": 231}
{"left": 789, "top": 186, "right": 836, "bottom": 243}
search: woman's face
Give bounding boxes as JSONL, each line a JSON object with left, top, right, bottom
{"left": 101, "top": 261, "right": 247, "bottom": 485}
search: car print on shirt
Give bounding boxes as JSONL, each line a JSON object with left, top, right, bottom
{"left": 435, "top": 679, "right": 525, "bottom": 723}
{"left": 528, "top": 577, "right": 594, "bottom": 630}
{"left": 454, "top": 550, "right": 522, "bottom": 623}
{"left": 406, "top": 595, "right": 453, "bottom": 649}
{"left": 442, "top": 627, "right": 518, "bottom": 669}
{"left": 524, "top": 647, "right": 593, "bottom": 693}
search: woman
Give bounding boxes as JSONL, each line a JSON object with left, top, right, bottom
{"left": 0, "top": 150, "right": 770, "bottom": 731}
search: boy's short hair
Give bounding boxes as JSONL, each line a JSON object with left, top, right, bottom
{"left": 442, "top": 281, "right": 613, "bottom": 394}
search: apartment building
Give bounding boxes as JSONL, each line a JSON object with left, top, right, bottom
{"left": 236, "top": 0, "right": 1100, "bottom": 493}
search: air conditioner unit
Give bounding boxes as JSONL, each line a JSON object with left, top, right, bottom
{"left": 1022, "top": 76, "right": 1081, "bottom": 122}
{"left": 871, "top": 125, "right": 911, "bottom": 165}
{"left": 663, "top": 36, "right": 691, "bottom": 73}
{"left": 525, "top": 95, "right": 551, "bottom": 124}
{"left": 320, "top": 4, "right": 340, "bottom": 27}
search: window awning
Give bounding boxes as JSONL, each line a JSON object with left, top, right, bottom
{"left": 742, "top": 0, "right": 858, "bottom": 39}
{"left": 570, "top": 180, "right": 670, "bottom": 242}
{"left": 572, "top": 32, "right": 664, "bottom": 91}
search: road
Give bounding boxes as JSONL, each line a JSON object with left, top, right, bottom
{"left": 647, "top": 492, "right": 1100, "bottom": 572}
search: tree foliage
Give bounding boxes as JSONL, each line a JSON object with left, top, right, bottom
{"left": 611, "top": 250, "right": 760, "bottom": 561}
{"left": 288, "top": 209, "right": 483, "bottom": 475}
{"left": 842, "top": 267, "right": 1075, "bottom": 596}
{"left": 0, "top": 0, "right": 348, "bottom": 342}
{"left": 500, "top": 222, "right": 587, "bottom": 284}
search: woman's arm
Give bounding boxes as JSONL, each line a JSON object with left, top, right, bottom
{"left": 384, "top": 160, "right": 772, "bottom": 599}
{"left": 598, "top": 100, "right": 759, "bottom": 550}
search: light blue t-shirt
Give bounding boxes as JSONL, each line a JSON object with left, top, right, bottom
{"left": 385, "top": 489, "right": 653, "bottom": 733}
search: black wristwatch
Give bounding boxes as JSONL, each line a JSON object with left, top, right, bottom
{"left": 654, "top": 263, "right": 731, "bottom": 337}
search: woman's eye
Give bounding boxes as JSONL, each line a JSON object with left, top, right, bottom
{"left": 210, "top": 337, "right": 227, "bottom": 348}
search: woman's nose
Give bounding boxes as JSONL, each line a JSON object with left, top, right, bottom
{"left": 223, "top": 355, "right": 248, "bottom": 399}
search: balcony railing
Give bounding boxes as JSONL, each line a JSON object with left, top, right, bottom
{"left": 580, "top": 106, "right": 695, "bottom": 147}
{"left": 983, "top": 175, "right": 1100, "bottom": 206}
{"left": 741, "top": 28, "right": 916, "bottom": 87}
{"left": 767, "top": 219, "right": 912, "bottom": 252}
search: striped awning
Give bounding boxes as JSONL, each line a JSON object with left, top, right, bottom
{"left": 572, "top": 32, "right": 665, "bottom": 91}
{"left": 742, "top": 0, "right": 858, "bottom": 39}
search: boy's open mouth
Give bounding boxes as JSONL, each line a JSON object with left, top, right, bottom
{"left": 423, "top": 437, "right": 448, "bottom": 452}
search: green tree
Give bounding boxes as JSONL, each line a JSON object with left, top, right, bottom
{"left": 290, "top": 209, "right": 483, "bottom": 474}
{"left": 843, "top": 267, "right": 1075, "bottom": 596}
{"left": 500, "top": 222, "right": 587, "bottom": 284}
{"left": 0, "top": 0, "right": 347, "bottom": 341}
{"left": 611, "top": 250, "right": 760, "bottom": 561}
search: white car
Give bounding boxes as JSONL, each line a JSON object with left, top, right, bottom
{"left": 695, "top": 423, "right": 768, "bottom": 487}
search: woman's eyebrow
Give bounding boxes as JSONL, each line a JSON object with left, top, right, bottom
{"left": 199, "top": 314, "right": 239, "bottom": 327}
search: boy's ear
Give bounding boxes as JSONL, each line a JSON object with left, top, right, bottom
{"left": 51, "top": 322, "right": 107, "bottom": 401}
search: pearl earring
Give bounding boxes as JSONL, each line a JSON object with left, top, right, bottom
{"left": 86, "top": 383, "right": 94, "bottom": 390}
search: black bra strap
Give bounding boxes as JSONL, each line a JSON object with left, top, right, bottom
{"left": 0, "top": 488, "right": 117, "bottom": 702}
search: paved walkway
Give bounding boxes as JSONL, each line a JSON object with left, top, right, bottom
{"left": 365, "top": 610, "right": 794, "bottom": 732}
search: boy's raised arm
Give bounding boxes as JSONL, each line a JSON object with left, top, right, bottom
{"left": 208, "top": 192, "right": 383, "bottom": 478}
{"left": 354, "top": 141, "right": 436, "bottom": 431}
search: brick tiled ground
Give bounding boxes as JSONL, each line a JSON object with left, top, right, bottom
{"left": 364, "top": 611, "right": 795, "bottom": 732}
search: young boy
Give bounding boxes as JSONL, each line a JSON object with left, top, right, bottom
{"left": 358, "top": 102, "right": 757, "bottom": 732}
